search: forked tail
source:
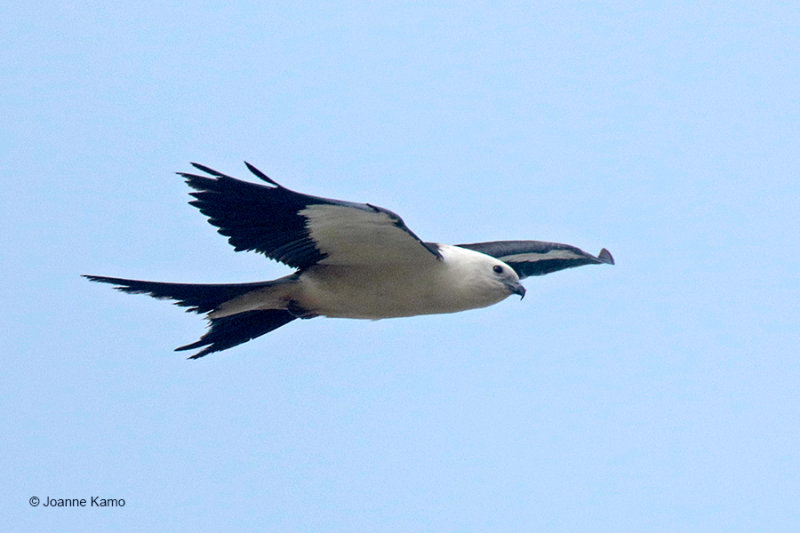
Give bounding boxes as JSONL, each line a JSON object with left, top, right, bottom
{"left": 83, "top": 274, "right": 302, "bottom": 358}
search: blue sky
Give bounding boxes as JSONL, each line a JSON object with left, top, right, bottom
{"left": 3, "top": 2, "right": 799, "bottom": 531}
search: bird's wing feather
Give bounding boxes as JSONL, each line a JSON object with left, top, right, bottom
{"left": 178, "top": 163, "right": 441, "bottom": 269}
{"left": 457, "top": 240, "right": 614, "bottom": 279}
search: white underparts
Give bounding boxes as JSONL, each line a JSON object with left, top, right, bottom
{"left": 208, "top": 244, "right": 521, "bottom": 320}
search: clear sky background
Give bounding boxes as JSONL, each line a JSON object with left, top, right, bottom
{"left": 3, "top": 2, "right": 799, "bottom": 531}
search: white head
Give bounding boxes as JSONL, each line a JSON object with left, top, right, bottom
{"left": 439, "top": 245, "right": 526, "bottom": 308}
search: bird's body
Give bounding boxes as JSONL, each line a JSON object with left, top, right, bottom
{"left": 85, "top": 163, "right": 613, "bottom": 358}
{"left": 265, "top": 244, "right": 519, "bottom": 320}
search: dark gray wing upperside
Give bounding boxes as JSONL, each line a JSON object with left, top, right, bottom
{"left": 457, "top": 240, "right": 614, "bottom": 279}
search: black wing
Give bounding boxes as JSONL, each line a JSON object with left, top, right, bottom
{"left": 179, "top": 163, "right": 441, "bottom": 270}
{"left": 457, "top": 240, "right": 614, "bottom": 280}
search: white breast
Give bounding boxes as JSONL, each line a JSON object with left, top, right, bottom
{"left": 297, "top": 244, "right": 513, "bottom": 319}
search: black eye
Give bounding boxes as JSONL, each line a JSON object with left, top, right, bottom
{"left": 493, "top": 265, "right": 503, "bottom": 274}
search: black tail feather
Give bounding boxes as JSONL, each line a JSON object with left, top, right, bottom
{"left": 175, "top": 310, "right": 297, "bottom": 359}
{"left": 82, "top": 275, "right": 295, "bottom": 314}
{"left": 83, "top": 274, "right": 304, "bottom": 358}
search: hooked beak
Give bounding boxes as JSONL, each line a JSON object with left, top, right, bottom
{"left": 506, "top": 281, "right": 526, "bottom": 299}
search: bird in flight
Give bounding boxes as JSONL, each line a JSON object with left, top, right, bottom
{"left": 85, "top": 163, "right": 614, "bottom": 358}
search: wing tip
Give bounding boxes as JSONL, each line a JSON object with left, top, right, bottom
{"left": 83, "top": 274, "right": 126, "bottom": 286}
{"left": 597, "top": 248, "right": 615, "bottom": 265}
{"left": 176, "top": 163, "right": 226, "bottom": 187}
{"left": 244, "top": 161, "right": 281, "bottom": 187}
{"left": 182, "top": 160, "right": 282, "bottom": 188}
{"left": 189, "top": 162, "right": 227, "bottom": 176}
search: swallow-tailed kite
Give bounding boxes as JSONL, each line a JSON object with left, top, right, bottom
{"left": 85, "top": 163, "right": 614, "bottom": 358}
